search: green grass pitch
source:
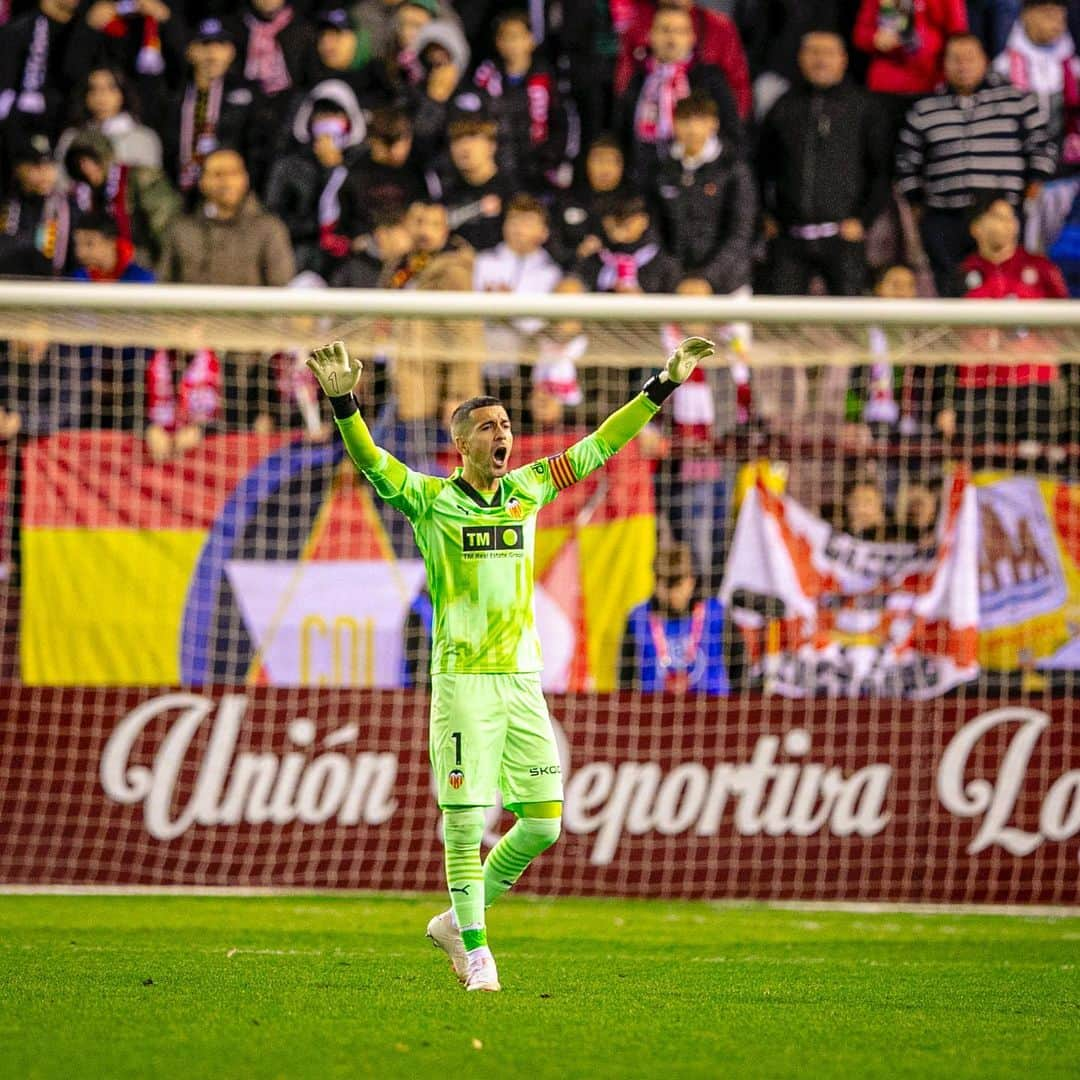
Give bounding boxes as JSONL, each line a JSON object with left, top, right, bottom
{"left": 1, "top": 894, "right": 1077, "bottom": 1079}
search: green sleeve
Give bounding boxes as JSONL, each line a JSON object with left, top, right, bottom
{"left": 335, "top": 411, "right": 440, "bottom": 520}
{"left": 517, "top": 393, "right": 660, "bottom": 506}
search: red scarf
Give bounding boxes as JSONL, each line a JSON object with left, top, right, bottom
{"left": 87, "top": 236, "right": 135, "bottom": 281}
{"left": 146, "top": 348, "right": 222, "bottom": 429}
{"left": 103, "top": 12, "right": 164, "bottom": 75}
{"left": 244, "top": 7, "right": 294, "bottom": 94}
{"left": 634, "top": 56, "right": 691, "bottom": 143}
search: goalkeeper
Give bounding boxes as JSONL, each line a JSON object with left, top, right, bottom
{"left": 307, "top": 334, "right": 715, "bottom": 992}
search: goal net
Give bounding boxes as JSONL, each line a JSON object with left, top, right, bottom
{"left": 0, "top": 284, "right": 1076, "bottom": 905}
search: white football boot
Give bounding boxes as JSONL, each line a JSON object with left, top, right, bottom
{"left": 464, "top": 947, "right": 501, "bottom": 992}
{"left": 426, "top": 909, "right": 468, "bottom": 983}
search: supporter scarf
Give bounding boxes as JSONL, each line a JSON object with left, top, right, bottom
{"left": 6, "top": 190, "right": 72, "bottom": 274}
{"left": 648, "top": 602, "right": 707, "bottom": 693}
{"left": 15, "top": 14, "right": 49, "bottom": 115}
{"left": 474, "top": 61, "right": 553, "bottom": 146}
{"left": 74, "top": 163, "right": 132, "bottom": 246}
{"left": 102, "top": 12, "right": 164, "bottom": 75}
{"left": 1005, "top": 24, "right": 1080, "bottom": 165}
{"left": 388, "top": 250, "right": 433, "bottom": 289}
{"left": 634, "top": 56, "right": 690, "bottom": 143}
{"left": 609, "top": 0, "right": 635, "bottom": 35}
{"left": 244, "top": 7, "right": 294, "bottom": 95}
{"left": 317, "top": 165, "right": 350, "bottom": 258}
{"left": 863, "top": 325, "right": 899, "bottom": 424}
{"left": 662, "top": 322, "right": 714, "bottom": 437}
{"left": 533, "top": 333, "right": 586, "bottom": 405}
{"left": 147, "top": 348, "right": 222, "bottom": 429}
{"left": 179, "top": 79, "right": 224, "bottom": 191}
{"left": 596, "top": 242, "right": 658, "bottom": 291}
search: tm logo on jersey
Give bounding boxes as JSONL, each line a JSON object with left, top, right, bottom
{"left": 462, "top": 524, "right": 524, "bottom": 558}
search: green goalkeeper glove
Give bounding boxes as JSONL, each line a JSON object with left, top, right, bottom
{"left": 642, "top": 335, "right": 715, "bottom": 405}
{"left": 306, "top": 340, "right": 363, "bottom": 399}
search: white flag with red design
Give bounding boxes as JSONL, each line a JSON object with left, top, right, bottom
{"left": 720, "top": 472, "right": 980, "bottom": 699}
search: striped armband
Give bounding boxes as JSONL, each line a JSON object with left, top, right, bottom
{"left": 547, "top": 450, "right": 577, "bottom": 491}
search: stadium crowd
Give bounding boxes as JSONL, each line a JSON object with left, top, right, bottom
{"left": 1, "top": 3, "right": 1079, "bottom": 490}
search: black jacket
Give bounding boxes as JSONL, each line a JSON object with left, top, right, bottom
{"left": 757, "top": 78, "right": 892, "bottom": 229}
{"left": 0, "top": 10, "right": 77, "bottom": 140}
{"left": 573, "top": 227, "right": 682, "bottom": 294}
{"left": 616, "top": 62, "right": 742, "bottom": 186}
{"left": 653, "top": 139, "right": 756, "bottom": 294}
{"left": 433, "top": 166, "right": 516, "bottom": 252}
{"left": 547, "top": 182, "right": 631, "bottom": 270}
{"left": 339, "top": 151, "right": 430, "bottom": 236}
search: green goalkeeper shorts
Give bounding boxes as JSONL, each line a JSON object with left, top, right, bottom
{"left": 429, "top": 672, "right": 564, "bottom": 810}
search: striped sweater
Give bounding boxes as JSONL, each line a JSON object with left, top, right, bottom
{"left": 895, "top": 75, "right": 1056, "bottom": 209}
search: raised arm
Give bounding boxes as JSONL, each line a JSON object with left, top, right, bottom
{"left": 562, "top": 336, "right": 716, "bottom": 483}
{"left": 307, "top": 341, "right": 435, "bottom": 517}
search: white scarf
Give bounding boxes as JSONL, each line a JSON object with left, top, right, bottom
{"left": 996, "top": 22, "right": 1076, "bottom": 97}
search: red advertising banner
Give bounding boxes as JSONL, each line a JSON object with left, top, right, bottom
{"left": 1, "top": 689, "right": 1076, "bottom": 904}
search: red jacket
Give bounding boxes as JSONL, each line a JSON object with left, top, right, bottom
{"left": 853, "top": 0, "right": 968, "bottom": 97}
{"left": 614, "top": 2, "right": 752, "bottom": 118}
{"left": 959, "top": 248, "right": 1068, "bottom": 388}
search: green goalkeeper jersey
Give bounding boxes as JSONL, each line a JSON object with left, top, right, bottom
{"left": 335, "top": 397, "right": 658, "bottom": 675}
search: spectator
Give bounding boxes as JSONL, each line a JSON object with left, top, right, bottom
{"left": 615, "top": 4, "right": 742, "bottom": 185}
{"left": 615, "top": 0, "right": 753, "bottom": 120}
{"left": 737, "top": 0, "right": 842, "bottom": 118}
{"left": 0, "top": 0, "right": 81, "bottom": 142}
{"left": 940, "top": 193, "right": 1068, "bottom": 451}
{"left": 433, "top": 116, "right": 515, "bottom": 252}
{"left": 338, "top": 105, "right": 428, "bottom": 238}
{"left": 70, "top": 213, "right": 153, "bottom": 433}
{"left": 55, "top": 67, "right": 163, "bottom": 184}
{"left": 383, "top": 0, "right": 437, "bottom": 86}
{"left": 548, "top": 135, "right": 630, "bottom": 270}
{"left": 837, "top": 475, "right": 894, "bottom": 540}
{"left": 330, "top": 203, "right": 412, "bottom": 286}
{"left": 307, "top": 7, "right": 387, "bottom": 110}
{"left": 0, "top": 133, "right": 76, "bottom": 277}
{"left": 378, "top": 199, "right": 482, "bottom": 432}
{"left": 574, "top": 194, "right": 682, "bottom": 294}
{"left": 64, "top": 128, "right": 180, "bottom": 266}
{"left": 894, "top": 467, "right": 941, "bottom": 542}
{"left": 230, "top": 0, "right": 317, "bottom": 100}
{"left": 654, "top": 91, "right": 756, "bottom": 295}
{"left": 967, "top": 0, "right": 1022, "bottom": 57}
{"left": 993, "top": 0, "right": 1080, "bottom": 251}
{"left": 163, "top": 18, "right": 266, "bottom": 200}
{"left": 157, "top": 148, "right": 296, "bottom": 443}
{"left": 351, "top": 0, "right": 462, "bottom": 64}
{"left": 71, "top": 210, "right": 155, "bottom": 282}
{"left": 473, "top": 193, "right": 563, "bottom": 398}
{"left": 896, "top": 32, "right": 1055, "bottom": 295}
{"left": 406, "top": 19, "right": 471, "bottom": 159}
{"left": 527, "top": 275, "right": 589, "bottom": 431}
{"left": 265, "top": 88, "right": 366, "bottom": 279}
{"left": 853, "top": 0, "right": 969, "bottom": 139}
{"left": 619, "top": 542, "right": 729, "bottom": 694}
{"left": 159, "top": 147, "right": 295, "bottom": 286}
{"left": 555, "top": 0, "right": 623, "bottom": 151}
{"left": 470, "top": 10, "right": 568, "bottom": 192}
{"left": 64, "top": 0, "right": 187, "bottom": 125}
{"left": 758, "top": 29, "right": 892, "bottom": 296}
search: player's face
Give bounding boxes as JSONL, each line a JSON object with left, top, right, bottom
{"left": 458, "top": 405, "right": 513, "bottom": 479}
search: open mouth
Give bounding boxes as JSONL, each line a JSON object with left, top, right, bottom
{"left": 493, "top": 446, "right": 508, "bottom": 467}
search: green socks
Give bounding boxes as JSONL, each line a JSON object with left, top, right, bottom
{"left": 443, "top": 807, "right": 487, "bottom": 948}
{"left": 482, "top": 817, "right": 562, "bottom": 908}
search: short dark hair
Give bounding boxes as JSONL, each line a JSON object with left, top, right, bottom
{"left": 494, "top": 9, "right": 531, "bottom": 34}
{"left": 673, "top": 90, "right": 718, "bottom": 121}
{"left": 505, "top": 193, "right": 547, "bottom": 224}
{"left": 451, "top": 396, "right": 504, "bottom": 438}
{"left": 966, "top": 189, "right": 1014, "bottom": 225}
{"left": 587, "top": 134, "right": 623, "bottom": 156}
{"left": 369, "top": 106, "right": 412, "bottom": 143}
{"left": 372, "top": 204, "right": 407, "bottom": 230}
{"left": 599, "top": 194, "right": 649, "bottom": 223}
{"left": 74, "top": 212, "right": 118, "bottom": 238}
{"left": 944, "top": 31, "right": 986, "bottom": 53}
{"left": 449, "top": 117, "right": 498, "bottom": 142}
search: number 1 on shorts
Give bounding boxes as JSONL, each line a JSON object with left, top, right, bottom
{"left": 451, "top": 731, "right": 462, "bottom": 766}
